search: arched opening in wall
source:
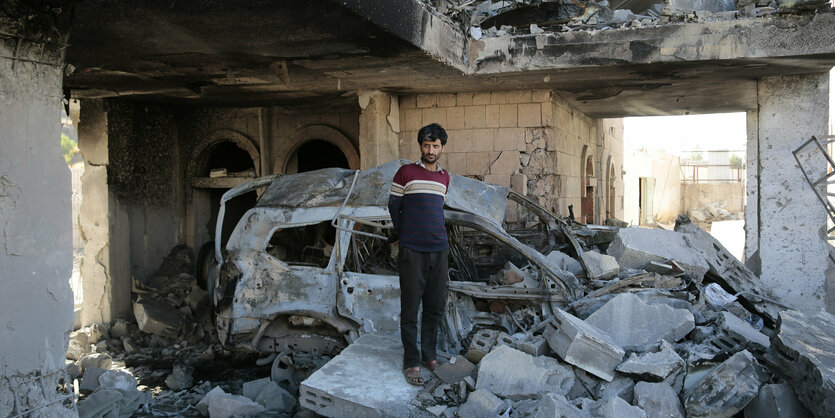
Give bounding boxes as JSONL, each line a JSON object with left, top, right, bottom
{"left": 581, "top": 155, "right": 595, "bottom": 224}
{"left": 285, "top": 139, "right": 350, "bottom": 174}
{"left": 608, "top": 162, "right": 616, "bottom": 220}
{"left": 204, "top": 141, "right": 258, "bottom": 247}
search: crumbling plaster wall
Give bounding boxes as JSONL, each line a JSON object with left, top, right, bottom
{"left": 623, "top": 147, "right": 682, "bottom": 226}
{"left": 0, "top": 33, "right": 74, "bottom": 416}
{"left": 681, "top": 183, "right": 745, "bottom": 214}
{"left": 399, "top": 89, "right": 624, "bottom": 223}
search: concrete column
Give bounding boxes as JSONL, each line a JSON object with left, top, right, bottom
{"left": 0, "top": 33, "right": 74, "bottom": 415}
{"left": 744, "top": 110, "right": 760, "bottom": 273}
{"left": 77, "top": 100, "right": 132, "bottom": 326}
{"left": 358, "top": 90, "right": 399, "bottom": 169}
{"left": 753, "top": 73, "right": 833, "bottom": 313}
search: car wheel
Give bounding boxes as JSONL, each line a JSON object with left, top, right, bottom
{"left": 195, "top": 241, "right": 216, "bottom": 290}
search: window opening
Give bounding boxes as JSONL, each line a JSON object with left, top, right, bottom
{"left": 266, "top": 221, "right": 336, "bottom": 268}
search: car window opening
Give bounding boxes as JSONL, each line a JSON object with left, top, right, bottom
{"left": 266, "top": 221, "right": 336, "bottom": 267}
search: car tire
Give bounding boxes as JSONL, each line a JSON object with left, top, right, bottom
{"left": 195, "top": 241, "right": 215, "bottom": 290}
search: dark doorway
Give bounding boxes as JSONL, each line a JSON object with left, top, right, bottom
{"left": 204, "top": 141, "right": 257, "bottom": 246}
{"left": 293, "top": 140, "right": 350, "bottom": 173}
{"left": 206, "top": 142, "right": 255, "bottom": 176}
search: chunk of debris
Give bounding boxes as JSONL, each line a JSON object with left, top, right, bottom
{"left": 682, "top": 350, "right": 767, "bottom": 417}
{"left": 743, "top": 383, "right": 812, "bottom": 418}
{"left": 546, "top": 250, "right": 584, "bottom": 276}
{"left": 764, "top": 310, "right": 835, "bottom": 417}
{"left": 243, "top": 378, "right": 296, "bottom": 413}
{"left": 196, "top": 386, "right": 227, "bottom": 416}
{"left": 606, "top": 226, "right": 709, "bottom": 280}
{"left": 466, "top": 329, "right": 513, "bottom": 363}
{"left": 585, "top": 293, "right": 695, "bottom": 352}
{"left": 457, "top": 389, "right": 507, "bottom": 417}
{"left": 79, "top": 353, "right": 112, "bottom": 372}
{"left": 710, "top": 311, "right": 770, "bottom": 354}
{"left": 513, "top": 334, "right": 549, "bottom": 357}
{"left": 77, "top": 387, "right": 142, "bottom": 418}
{"left": 132, "top": 295, "right": 185, "bottom": 339}
{"left": 594, "top": 396, "right": 646, "bottom": 418}
{"left": 616, "top": 340, "right": 685, "bottom": 382}
{"left": 110, "top": 319, "right": 130, "bottom": 338}
{"left": 634, "top": 381, "right": 685, "bottom": 418}
{"left": 597, "top": 375, "right": 636, "bottom": 403}
{"left": 67, "top": 330, "right": 92, "bottom": 361}
{"left": 79, "top": 366, "right": 107, "bottom": 393}
{"left": 501, "top": 261, "right": 526, "bottom": 285}
{"left": 545, "top": 309, "right": 625, "bottom": 381}
{"left": 207, "top": 392, "right": 266, "bottom": 418}
{"left": 580, "top": 250, "right": 619, "bottom": 280}
{"left": 434, "top": 355, "right": 475, "bottom": 384}
{"left": 675, "top": 215, "right": 788, "bottom": 324}
{"left": 164, "top": 363, "right": 194, "bottom": 391}
{"left": 476, "top": 344, "right": 574, "bottom": 399}
{"left": 98, "top": 370, "right": 138, "bottom": 391}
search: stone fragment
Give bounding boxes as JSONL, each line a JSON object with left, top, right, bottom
{"left": 743, "top": 383, "right": 812, "bottom": 418}
{"left": 88, "top": 323, "right": 109, "bottom": 343}
{"left": 98, "top": 370, "right": 138, "bottom": 391}
{"left": 580, "top": 251, "right": 619, "bottom": 279}
{"left": 79, "top": 353, "right": 112, "bottom": 371}
{"left": 598, "top": 376, "right": 635, "bottom": 403}
{"left": 80, "top": 367, "right": 107, "bottom": 393}
{"left": 67, "top": 332, "right": 91, "bottom": 361}
{"left": 164, "top": 363, "right": 194, "bottom": 391}
{"left": 545, "top": 309, "right": 624, "bottom": 382}
{"left": 606, "top": 227, "right": 709, "bottom": 280}
{"left": 208, "top": 393, "right": 266, "bottom": 418}
{"left": 501, "top": 261, "right": 525, "bottom": 285}
{"left": 196, "top": 386, "right": 226, "bottom": 416}
{"left": 634, "top": 381, "right": 685, "bottom": 418}
{"left": 186, "top": 286, "right": 209, "bottom": 312}
{"left": 585, "top": 293, "right": 694, "bottom": 352}
{"left": 764, "top": 310, "right": 835, "bottom": 417}
{"left": 457, "top": 389, "right": 506, "bottom": 417}
{"left": 682, "top": 350, "right": 766, "bottom": 418}
{"left": 710, "top": 311, "right": 770, "bottom": 354}
{"left": 110, "top": 319, "right": 129, "bottom": 338}
{"left": 546, "top": 250, "right": 584, "bottom": 276}
{"left": 466, "top": 329, "right": 512, "bottom": 363}
{"left": 434, "top": 355, "right": 475, "bottom": 384}
{"left": 254, "top": 380, "right": 296, "bottom": 412}
{"left": 477, "top": 345, "right": 573, "bottom": 399}
{"left": 133, "top": 295, "right": 184, "bottom": 338}
{"left": 76, "top": 387, "right": 123, "bottom": 418}
{"left": 533, "top": 393, "right": 589, "bottom": 418}
{"left": 66, "top": 360, "right": 81, "bottom": 382}
{"left": 427, "top": 404, "right": 447, "bottom": 416}
{"left": 616, "top": 340, "right": 685, "bottom": 382}
{"left": 594, "top": 396, "right": 646, "bottom": 418}
{"left": 513, "top": 335, "right": 548, "bottom": 357}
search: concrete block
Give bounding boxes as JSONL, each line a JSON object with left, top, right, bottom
{"left": 255, "top": 380, "right": 296, "bottom": 412}
{"left": 485, "top": 104, "right": 501, "bottom": 128}
{"left": 606, "top": 227, "right": 709, "bottom": 281}
{"left": 764, "top": 310, "right": 835, "bottom": 417}
{"left": 457, "top": 389, "right": 506, "bottom": 417}
{"left": 466, "top": 329, "right": 511, "bottom": 363}
{"left": 634, "top": 381, "right": 685, "bottom": 418}
{"left": 457, "top": 93, "right": 474, "bottom": 106}
{"left": 466, "top": 152, "right": 490, "bottom": 175}
{"left": 544, "top": 309, "right": 624, "bottom": 382}
{"left": 80, "top": 367, "right": 106, "bottom": 393}
{"left": 743, "top": 383, "right": 812, "bottom": 418}
{"left": 533, "top": 393, "right": 589, "bottom": 418}
{"left": 710, "top": 311, "right": 770, "bottom": 354}
{"left": 585, "top": 293, "right": 695, "bottom": 352}
{"left": 299, "top": 333, "right": 421, "bottom": 417}
{"left": 434, "top": 355, "right": 475, "bottom": 384}
{"left": 580, "top": 251, "right": 619, "bottom": 280}
{"left": 98, "top": 370, "right": 137, "bottom": 391}
{"left": 208, "top": 393, "right": 266, "bottom": 418}
{"left": 490, "top": 151, "right": 520, "bottom": 175}
{"left": 196, "top": 386, "right": 226, "bottom": 416}
{"left": 510, "top": 173, "right": 527, "bottom": 195}
{"left": 133, "top": 296, "right": 184, "bottom": 339}
{"left": 499, "top": 104, "right": 518, "bottom": 127}
{"left": 616, "top": 340, "right": 685, "bottom": 382}
{"left": 88, "top": 323, "right": 109, "bottom": 343}
{"left": 446, "top": 107, "right": 465, "bottom": 129}
{"left": 416, "top": 94, "right": 437, "bottom": 108}
{"left": 67, "top": 334, "right": 91, "bottom": 361}
{"left": 682, "top": 350, "right": 767, "bottom": 418}
{"left": 546, "top": 251, "right": 584, "bottom": 276}
{"left": 513, "top": 335, "right": 548, "bottom": 357}
{"left": 518, "top": 103, "right": 542, "bottom": 127}
{"left": 598, "top": 375, "right": 635, "bottom": 403}
{"left": 423, "top": 106, "right": 447, "bottom": 127}
{"left": 79, "top": 353, "right": 112, "bottom": 372}
{"left": 438, "top": 93, "right": 457, "bottom": 107}
{"left": 242, "top": 377, "right": 272, "bottom": 400}
{"left": 464, "top": 105, "right": 486, "bottom": 128}
{"left": 476, "top": 345, "right": 574, "bottom": 399}
{"left": 594, "top": 396, "right": 646, "bottom": 418}
{"left": 494, "top": 128, "right": 524, "bottom": 151}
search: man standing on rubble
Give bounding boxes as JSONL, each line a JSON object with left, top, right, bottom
{"left": 388, "top": 123, "right": 450, "bottom": 386}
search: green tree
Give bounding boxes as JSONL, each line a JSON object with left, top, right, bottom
{"left": 60, "top": 133, "right": 79, "bottom": 164}
{"left": 729, "top": 154, "right": 743, "bottom": 169}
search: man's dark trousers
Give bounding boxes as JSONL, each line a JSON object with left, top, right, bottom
{"left": 399, "top": 246, "right": 449, "bottom": 368}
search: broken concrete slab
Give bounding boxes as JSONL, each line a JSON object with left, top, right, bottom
{"left": 434, "top": 355, "right": 475, "bottom": 384}
{"left": 594, "top": 396, "right": 646, "bottom": 418}
{"left": 514, "top": 393, "right": 589, "bottom": 418}
{"left": 597, "top": 376, "right": 635, "bottom": 403}
{"left": 133, "top": 295, "right": 184, "bottom": 339}
{"left": 710, "top": 311, "right": 770, "bottom": 354}
{"left": 466, "top": 329, "right": 513, "bottom": 363}
{"left": 764, "top": 310, "right": 835, "bottom": 417}
{"left": 615, "top": 340, "right": 685, "bottom": 382}
{"left": 743, "top": 383, "right": 812, "bottom": 418}
{"left": 476, "top": 344, "right": 574, "bottom": 399}
{"left": 299, "top": 333, "right": 421, "bottom": 417}
{"left": 80, "top": 366, "right": 107, "bottom": 393}
{"left": 634, "top": 381, "right": 685, "bottom": 418}
{"left": 585, "top": 293, "right": 694, "bottom": 352}
{"left": 79, "top": 353, "right": 112, "bottom": 371}
{"left": 580, "top": 251, "right": 619, "bottom": 280}
{"left": 545, "top": 309, "right": 624, "bottom": 382}
{"left": 254, "top": 380, "right": 296, "bottom": 413}
{"left": 675, "top": 217, "right": 787, "bottom": 324}
{"left": 196, "top": 386, "right": 226, "bottom": 416}
{"left": 457, "top": 389, "right": 507, "bottom": 417}
{"left": 513, "top": 335, "right": 548, "bottom": 357}
{"left": 98, "top": 370, "right": 137, "bottom": 391}
{"left": 207, "top": 393, "right": 266, "bottom": 418}
{"left": 606, "top": 227, "right": 709, "bottom": 281}
{"left": 546, "top": 250, "right": 584, "bottom": 276}
{"left": 682, "top": 350, "right": 767, "bottom": 418}
{"left": 110, "top": 319, "right": 129, "bottom": 338}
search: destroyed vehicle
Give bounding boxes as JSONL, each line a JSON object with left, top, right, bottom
{"left": 202, "top": 160, "right": 583, "bottom": 390}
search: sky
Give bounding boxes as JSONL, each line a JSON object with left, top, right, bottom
{"left": 623, "top": 112, "right": 748, "bottom": 156}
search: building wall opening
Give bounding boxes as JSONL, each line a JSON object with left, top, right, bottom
{"left": 286, "top": 139, "right": 350, "bottom": 174}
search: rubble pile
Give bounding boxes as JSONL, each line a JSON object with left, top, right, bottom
{"left": 396, "top": 215, "right": 831, "bottom": 417}
{"left": 688, "top": 200, "right": 742, "bottom": 224}
{"left": 423, "top": 0, "right": 831, "bottom": 36}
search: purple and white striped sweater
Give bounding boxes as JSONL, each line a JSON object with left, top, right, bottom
{"left": 387, "top": 162, "right": 450, "bottom": 252}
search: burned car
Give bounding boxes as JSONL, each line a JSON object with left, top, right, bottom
{"left": 203, "top": 160, "right": 585, "bottom": 391}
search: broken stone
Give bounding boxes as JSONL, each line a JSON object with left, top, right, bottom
{"left": 457, "top": 389, "right": 506, "bottom": 417}
{"left": 254, "top": 380, "right": 296, "bottom": 412}
{"left": 434, "top": 355, "right": 475, "bottom": 384}
{"left": 598, "top": 375, "right": 635, "bottom": 403}
{"left": 477, "top": 344, "right": 574, "bottom": 399}
{"left": 426, "top": 404, "right": 447, "bottom": 416}
{"left": 545, "top": 309, "right": 624, "bottom": 382}
{"left": 66, "top": 360, "right": 81, "bottom": 382}
{"left": 682, "top": 350, "right": 766, "bottom": 418}
{"left": 513, "top": 335, "right": 548, "bottom": 357}
{"left": 122, "top": 337, "right": 138, "bottom": 354}
{"left": 79, "top": 353, "right": 112, "bottom": 372}
{"left": 88, "top": 323, "right": 109, "bottom": 343}
{"left": 466, "top": 329, "right": 512, "bottom": 363}
{"left": 186, "top": 286, "right": 209, "bottom": 312}
{"left": 77, "top": 387, "right": 141, "bottom": 418}
{"left": 634, "top": 381, "right": 685, "bottom": 418}
{"left": 110, "top": 319, "right": 129, "bottom": 338}
{"left": 197, "top": 386, "right": 226, "bottom": 416}
{"left": 585, "top": 293, "right": 695, "bottom": 352}
{"left": 546, "top": 250, "right": 584, "bottom": 276}
{"left": 615, "top": 340, "right": 684, "bottom": 382}
{"left": 80, "top": 367, "right": 107, "bottom": 393}
{"left": 534, "top": 393, "right": 589, "bottom": 418}
{"left": 580, "top": 251, "right": 619, "bottom": 280}
{"left": 208, "top": 393, "right": 266, "bottom": 418}
{"left": 164, "top": 363, "right": 193, "bottom": 391}
{"left": 133, "top": 295, "right": 184, "bottom": 339}
{"left": 743, "top": 383, "right": 812, "bottom": 418}
{"left": 67, "top": 332, "right": 91, "bottom": 361}
{"left": 606, "top": 227, "right": 709, "bottom": 281}
{"left": 594, "top": 396, "right": 646, "bottom": 418}
{"left": 98, "top": 370, "right": 137, "bottom": 391}
{"left": 764, "top": 310, "right": 835, "bottom": 417}
{"left": 501, "top": 261, "right": 525, "bottom": 285}
{"left": 710, "top": 311, "right": 770, "bottom": 354}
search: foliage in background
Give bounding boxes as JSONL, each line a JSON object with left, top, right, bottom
{"left": 729, "top": 154, "right": 744, "bottom": 169}
{"left": 61, "top": 133, "right": 79, "bottom": 164}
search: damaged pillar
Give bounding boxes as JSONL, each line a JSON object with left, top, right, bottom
{"left": 76, "top": 100, "right": 132, "bottom": 326}
{"left": 0, "top": 10, "right": 75, "bottom": 416}
{"left": 358, "top": 90, "right": 399, "bottom": 169}
{"left": 750, "top": 74, "right": 833, "bottom": 312}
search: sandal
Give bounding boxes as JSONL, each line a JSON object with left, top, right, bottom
{"left": 423, "top": 359, "right": 441, "bottom": 372}
{"left": 403, "top": 367, "right": 424, "bottom": 386}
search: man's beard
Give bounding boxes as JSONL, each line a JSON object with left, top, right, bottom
{"left": 421, "top": 153, "right": 438, "bottom": 164}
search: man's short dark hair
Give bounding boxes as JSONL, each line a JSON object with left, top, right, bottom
{"left": 417, "top": 123, "right": 448, "bottom": 146}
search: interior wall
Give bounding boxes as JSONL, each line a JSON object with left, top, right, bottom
{"left": 622, "top": 146, "right": 682, "bottom": 225}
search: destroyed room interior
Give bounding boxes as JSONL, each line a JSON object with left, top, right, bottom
{"left": 2, "top": 0, "right": 835, "bottom": 416}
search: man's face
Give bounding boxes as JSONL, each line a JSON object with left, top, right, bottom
{"left": 420, "top": 139, "right": 445, "bottom": 165}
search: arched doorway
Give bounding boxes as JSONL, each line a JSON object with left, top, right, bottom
{"left": 204, "top": 141, "right": 258, "bottom": 246}
{"left": 580, "top": 146, "right": 595, "bottom": 224}
{"left": 285, "top": 139, "right": 350, "bottom": 174}
{"left": 608, "top": 161, "right": 616, "bottom": 219}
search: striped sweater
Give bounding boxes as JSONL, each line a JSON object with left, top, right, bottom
{"left": 388, "top": 162, "right": 450, "bottom": 252}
